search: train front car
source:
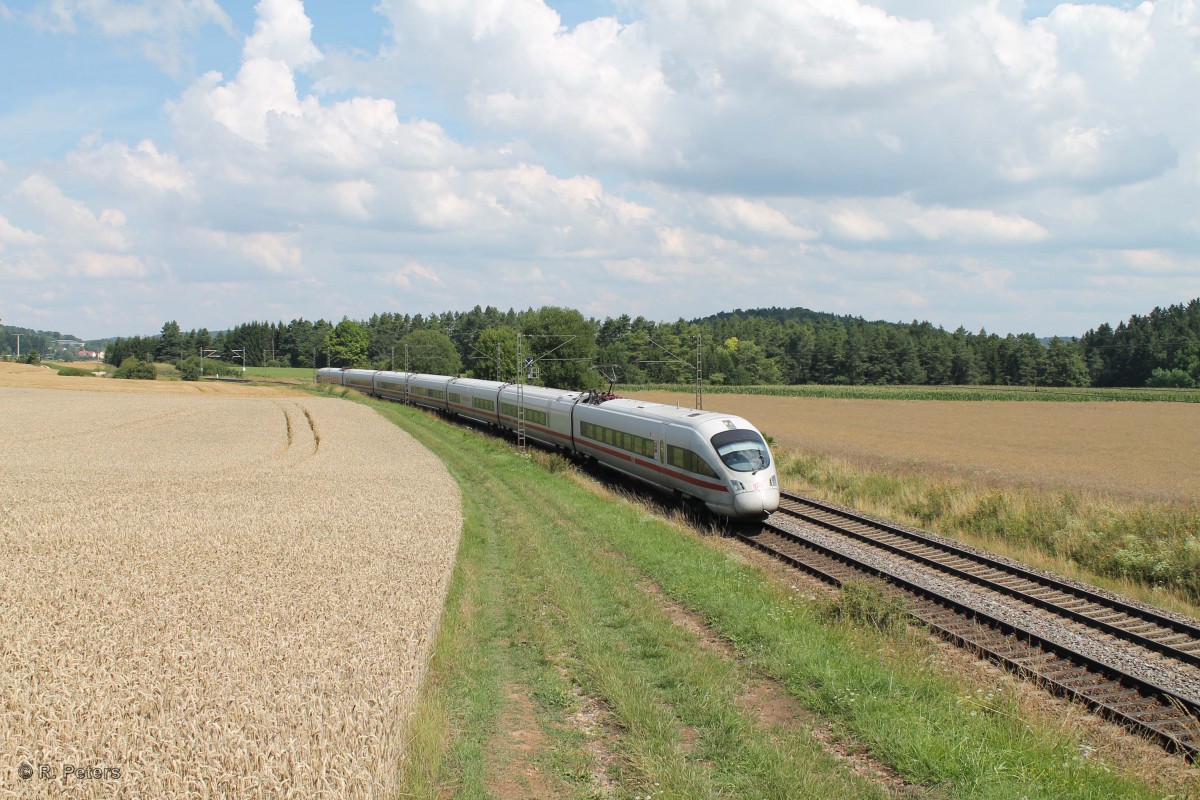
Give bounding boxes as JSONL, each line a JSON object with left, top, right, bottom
{"left": 576, "top": 398, "right": 779, "bottom": 519}
{"left": 702, "top": 418, "right": 780, "bottom": 518}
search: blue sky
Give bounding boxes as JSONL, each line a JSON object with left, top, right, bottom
{"left": 1, "top": 0, "right": 1197, "bottom": 339}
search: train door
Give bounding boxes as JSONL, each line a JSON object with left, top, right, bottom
{"left": 654, "top": 421, "right": 668, "bottom": 466}
{"left": 662, "top": 423, "right": 694, "bottom": 486}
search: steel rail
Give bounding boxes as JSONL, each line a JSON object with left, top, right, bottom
{"left": 734, "top": 516, "right": 1200, "bottom": 760}
{"left": 779, "top": 491, "right": 1200, "bottom": 668}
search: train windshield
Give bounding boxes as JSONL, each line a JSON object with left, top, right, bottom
{"left": 710, "top": 429, "right": 771, "bottom": 473}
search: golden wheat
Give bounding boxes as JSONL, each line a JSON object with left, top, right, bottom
{"left": 0, "top": 386, "right": 461, "bottom": 799}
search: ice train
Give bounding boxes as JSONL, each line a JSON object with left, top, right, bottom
{"left": 317, "top": 368, "right": 780, "bottom": 519}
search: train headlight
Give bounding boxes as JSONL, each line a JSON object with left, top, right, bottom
{"left": 770, "top": 475, "right": 777, "bottom": 488}
{"left": 730, "top": 480, "right": 745, "bottom": 492}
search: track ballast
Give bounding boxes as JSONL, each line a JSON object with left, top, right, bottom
{"left": 733, "top": 491, "right": 1200, "bottom": 760}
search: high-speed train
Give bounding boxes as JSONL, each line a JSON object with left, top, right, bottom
{"left": 317, "top": 368, "right": 780, "bottom": 519}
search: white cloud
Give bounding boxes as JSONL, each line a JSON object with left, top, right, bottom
{"left": 26, "top": 0, "right": 234, "bottom": 73}
{"left": 0, "top": 214, "right": 43, "bottom": 251}
{"left": 191, "top": 229, "right": 303, "bottom": 276}
{"left": 904, "top": 206, "right": 1049, "bottom": 243}
{"left": 383, "top": 261, "right": 442, "bottom": 288}
{"left": 358, "top": 0, "right": 1194, "bottom": 202}
{"left": 244, "top": 0, "right": 322, "bottom": 69}
{"left": 15, "top": 174, "right": 131, "bottom": 252}
{"left": 68, "top": 138, "right": 193, "bottom": 194}
{"left": 706, "top": 197, "right": 818, "bottom": 241}
{"left": 831, "top": 208, "right": 892, "bottom": 242}
{"left": 3, "top": 0, "right": 1199, "bottom": 338}
{"left": 69, "top": 252, "right": 147, "bottom": 278}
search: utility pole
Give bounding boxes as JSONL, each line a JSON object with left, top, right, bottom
{"left": 512, "top": 333, "right": 578, "bottom": 454}
{"left": 200, "top": 348, "right": 220, "bottom": 377}
{"left": 11, "top": 333, "right": 22, "bottom": 361}
{"left": 640, "top": 331, "right": 704, "bottom": 410}
{"left": 230, "top": 348, "right": 246, "bottom": 374}
{"left": 516, "top": 334, "right": 527, "bottom": 452}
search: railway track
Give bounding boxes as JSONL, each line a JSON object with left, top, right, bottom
{"left": 732, "top": 491, "right": 1200, "bottom": 759}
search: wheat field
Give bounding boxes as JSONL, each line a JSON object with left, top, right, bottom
{"left": 0, "top": 384, "right": 462, "bottom": 799}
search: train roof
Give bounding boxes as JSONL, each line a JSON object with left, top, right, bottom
{"left": 596, "top": 397, "right": 744, "bottom": 425}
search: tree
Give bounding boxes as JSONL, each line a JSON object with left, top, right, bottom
{"left": 114, "top": 358, "right": 157, "bottom": 380}
{"left": 325, "top": 319, "right": 370, "bottom": 368}
{"left": 399, "top": 329, "right": 462, "bottom": 375}
{"left": 176, "top": 356, "right": 201, "bottom": 381}
{"left": 1044, "top": 338, "right": 1090, "bottom": 387}
{"left": 1145, "top": 368, "right": 1196, "bottom": 388}
{"left": 521, "top": 306, "right": 597, "bottom": 389}
{"left": 469, "top": 327, "right": 518, "bottom": 380}
{"left": 154, "top": 320, "right": 185, "bottom": 363}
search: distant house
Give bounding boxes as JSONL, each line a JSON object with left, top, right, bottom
{"left": 77, "top": 349, "right": 98, "bottom": 360}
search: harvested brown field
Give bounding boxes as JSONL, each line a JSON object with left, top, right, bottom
{"left": 0, "top": 385, "right": 461, "bottom": 798}
{"left": 625, "top": 390, "right": 1200, "bottom": 504}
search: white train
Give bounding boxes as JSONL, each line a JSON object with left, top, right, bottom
{"left": 317, "top": 368, "right": 780, "bottom": 519}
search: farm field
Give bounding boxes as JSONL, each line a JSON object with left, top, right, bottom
{"left": 0, "top": 360, "right": 299, "bottom": 397}
{"left": 244, "top": 365, "right": 317, "bottom": 381}
{"left": 632, "top": 383, "right": 1200, "bottom": 403}
{"left": 624, "top": 389, "right": 1200, "bottom": 503}
{"left": 0, "top": 378, "right": 461, "bottom": 798}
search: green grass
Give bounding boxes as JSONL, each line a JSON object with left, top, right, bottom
{"left": 778, "top": 451, "right": 1200, "bottom": 610}
{"left": 341, "top": 392, "right": 1177, "bottom": 800}
{"left": 628, "top": 383, "right": 1200, "bottom": 402}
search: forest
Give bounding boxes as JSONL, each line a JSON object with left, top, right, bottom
{"left": 6, "top": 299, "right": 1198, "bottom": 389}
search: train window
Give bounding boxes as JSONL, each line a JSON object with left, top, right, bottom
{"left": 580, "top": 422, "right": 654, "bottom": 459}
{"left": 449, "top": 392, "right": 460, "bottom": 403}
{"left": 668, "top": 445, "right": 685, "bottom": 469}
{"left": 528, "top": 409, "right": 547, "bottom": 426}
{"left": 667, "top": 446, "right": 719, "bottom": 478}
{"left": 710, "top": 429, "right": 771, "bottom": 473}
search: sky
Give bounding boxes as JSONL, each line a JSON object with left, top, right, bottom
{"left": 0, "top": 0, "right": 1197, "bottom": 339}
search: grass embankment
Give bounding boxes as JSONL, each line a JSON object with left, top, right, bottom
{"left": 777, "top": 451, "right": 1200, "bottom": 613}
{"left": 353, "top": 394, "right": 1178, "bottom": 800}
{"left": 632, "top": 383, "right": 1200, "bottom": 403}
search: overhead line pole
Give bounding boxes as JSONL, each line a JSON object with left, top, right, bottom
{"left": 639, "top": 332, "right": 704, "bottom": 409}
{"left": 514, "top": 334, "right": 580, "bottom": 454}
{"left": 200, "top": 348, "right": 220, "bottom": 377}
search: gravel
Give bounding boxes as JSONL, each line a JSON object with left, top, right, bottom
{"left": 771, "top": 510, "right": 1200, "bottom": 705}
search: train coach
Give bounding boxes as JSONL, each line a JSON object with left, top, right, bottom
{"left": 316, "top": 367, "right": 780, "bottom": 519}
